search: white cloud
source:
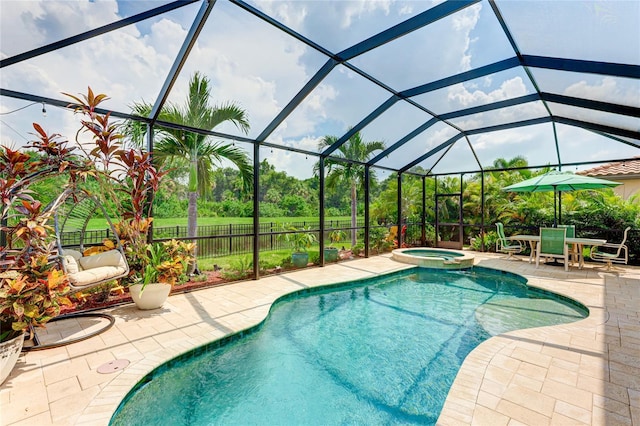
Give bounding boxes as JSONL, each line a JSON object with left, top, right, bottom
{"left": 341, "top": 1, "right": 392, "bottom": 28}
{"left": 0, "top": 0, "right": 118, "bottom": 58}
{"left": 260, "top": 134, "right": 321, "bottom": 179}
{"left": 452, "top": 3, "right": 481, "bottom": 71}
{"left": 447, "top": 77, "right": 528, "bottom": 108}
{"left": 565, "top": 77, "right": 639, "bottom": 107}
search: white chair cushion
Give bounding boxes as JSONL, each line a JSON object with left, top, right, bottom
{"left": 62, "top": 255, "right": 81, "bottom": 274}
{"left": 79, "top": 249, "right": 125, "bottom": 270}
{"left": 62, "top": 249, "right": 83, "bottom": 261}
{"left": 67, "top": 265, "right": 127, "bottom": 287}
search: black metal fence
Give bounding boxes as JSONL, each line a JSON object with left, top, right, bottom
{"left": 59, "top": 220, "right": 638, "bottom": 264}
{"left": 62, "top": 220, "right": 362, "bottom": 258}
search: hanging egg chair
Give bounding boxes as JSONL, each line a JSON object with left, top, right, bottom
{"left": 51, "top": 188, "right": 129, "bottom": 291}
{"left": 22, "top": 188, "right": 130, "bottom": 351}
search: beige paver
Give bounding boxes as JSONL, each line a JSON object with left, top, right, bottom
{"left": 0, "top": 252, "right": 638, "bottom": 425}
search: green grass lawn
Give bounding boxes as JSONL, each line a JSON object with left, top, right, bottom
{"left": 197, "top": 242, "right": 354, "bottom": 273}
{"left": 87, "top": 216, "right": 352, "bottom": 229}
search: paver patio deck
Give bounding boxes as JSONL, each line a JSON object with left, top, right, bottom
{"left": 1, "top": 252, "right": 638, "bottom": 425}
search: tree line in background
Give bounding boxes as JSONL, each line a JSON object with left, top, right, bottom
{"left": 29, "top": 153, "right": 639, "bottom": 231}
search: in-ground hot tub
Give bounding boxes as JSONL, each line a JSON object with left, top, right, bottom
{"left": 392, "top": 247, "right": 474, "bottom": 269}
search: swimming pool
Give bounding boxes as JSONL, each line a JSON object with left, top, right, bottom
{"left": 111, "top": 267, "right": 587, "bottom": 425}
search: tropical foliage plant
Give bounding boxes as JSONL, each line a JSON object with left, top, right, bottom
{"left": 140, "top": 240, "right": 195, "bottom": 289}
{"left": 65, "top": 88, "right": 170, "bottom": 282}
{"left": 327, "top": 229, "right": 346, "bottom": 248}
{"left": 317, "top": 131, "right": 385, "bottom": 246}
{"left": 125, "top": 72, "right": 253, "bottom": 270}
{"left": 0, "top": 86, "right": 175, "bottom": 343}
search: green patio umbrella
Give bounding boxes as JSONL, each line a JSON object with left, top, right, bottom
{"left": 501, "top": 171, "right": 621, "bottom": 227}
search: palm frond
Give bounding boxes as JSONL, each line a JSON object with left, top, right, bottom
{"left": 208, "top": 103, "right": 250, "bottom": 134}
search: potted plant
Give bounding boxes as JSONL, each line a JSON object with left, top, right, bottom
{"left": 324, "top": 229, "right": 346, "bottom": 262}
{"left": 279, "top": 224, "right": 317, "bottom": 268}
{"left": 128, "top": 239, "right": 195, "bottom": 310}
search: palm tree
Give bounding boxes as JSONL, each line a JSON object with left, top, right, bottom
{"left": 126, "top": 72, "right": 252, "bottom": 268}
{"left": 318, "top": 131, "right": 385, "bottom": 246}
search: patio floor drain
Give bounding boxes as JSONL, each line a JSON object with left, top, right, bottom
{"left": 97, "top": 359, "right": 130, "bottom": 374}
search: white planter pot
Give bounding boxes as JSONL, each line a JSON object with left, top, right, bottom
{"left": 129, "top": 283, "right": 172, "bottom": 310}
{"left": 1, "top": 332, "right": 25, "bottom": 385}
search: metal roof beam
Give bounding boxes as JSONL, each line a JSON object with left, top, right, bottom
{"left": 466, "top": 116, "right": 550, "bottom": 135}
{"left": 553, "top": 117, "right": 640, "bottom": 143}
{"left": 230, "top": 0, "right": 334, "bottom": 59}
{"left": 488, "top": 0, "right": 556, "bottom": 126}
{"left": 0, "top": 88, "right": 138, "bottom": 121}
{"left": 439, "top": 93, "right": 540, "bottom": 120}
{"left": 338, "top": 0, "right": 480, "bottom": 61}
{"left": 399, "top": 134, "right": 464, "bottom": 173}
{"left": 401, "top": 57, "right": 520, "bottom": 97}
{"left": 540, "top": 93, "right": 640, "bottom": 117}
{"left": 522, "top": 56, "right": 640, "bottom": 79}
{"left": 322, "top": 96, "right": 399, "bottom": 157}
{"left": 0, "top": 1, "right": 197, "bottom": 68}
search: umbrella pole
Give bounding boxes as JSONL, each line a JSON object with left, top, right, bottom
{"left": 558, "top": 190, "right": 562, "bottom": 226}
{"left": 553, "top": 188, "right": 557, "bottom": 227}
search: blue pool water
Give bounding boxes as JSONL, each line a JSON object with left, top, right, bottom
{"left": 402, "top": 249, "right": 464, "bottom": 261}
{"left": 403, "top": 249, "right": 464, "bottom": 258}
{"left": 111, "top": 267, "right": 587, "bottom": 426}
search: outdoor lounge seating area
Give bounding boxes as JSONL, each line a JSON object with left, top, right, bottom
{"left": 504, "top": 224, "right": 612, "bottom": 271}
{"left": 60, "top": 249, "right": 128, "bottom": 289}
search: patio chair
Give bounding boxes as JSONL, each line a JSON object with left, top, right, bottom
{"left": 590, "top": 227, "right": 630, "bottom": 270}
{"left": 558, "top": 224, "right": 575, "bottom": 238}
{"left": 558, "top": 224, "right": 579, "bottom": 265}
{"left": 51, "top": 188, "right": 129, "bottom": 291}
{"left": 536, "top": 227, "right": 569, "bottom": 271}
{"left": 495, "top": 222, "right": 523, "bottom": 260}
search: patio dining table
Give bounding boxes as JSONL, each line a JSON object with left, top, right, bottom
{"left": 507, "top": 234, "right": 606, "bottom": 269}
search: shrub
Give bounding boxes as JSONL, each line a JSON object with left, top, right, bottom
{"left": 470, "top": 231, "right": 499, "bottom": 252}
{"left": 221, "top": 256, "right": 252, "bottom": 280}
{"left": 280, "top": 255, "right": 293, "bottom": 269}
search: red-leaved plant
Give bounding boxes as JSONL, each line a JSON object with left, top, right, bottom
{"left": 65, "top": 88, "right": 169, "bottom": 283}
{"left": 0, "top": 127, "right": 88, "bottom": 341}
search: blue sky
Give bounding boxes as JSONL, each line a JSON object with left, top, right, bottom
{"left": 1, "top": 0, "right": 638, "bottom": 179}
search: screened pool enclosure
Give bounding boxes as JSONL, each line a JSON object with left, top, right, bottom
{"left": 1, "top": 0, "right": 639, "bottom": 276}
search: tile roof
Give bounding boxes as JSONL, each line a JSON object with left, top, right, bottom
{"left": 577, "top": 157, "right": 640, "bottom": 177}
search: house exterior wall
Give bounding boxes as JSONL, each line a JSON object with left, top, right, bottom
{"left": 613, "top": 177, "right": 640, "bottom": 200}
